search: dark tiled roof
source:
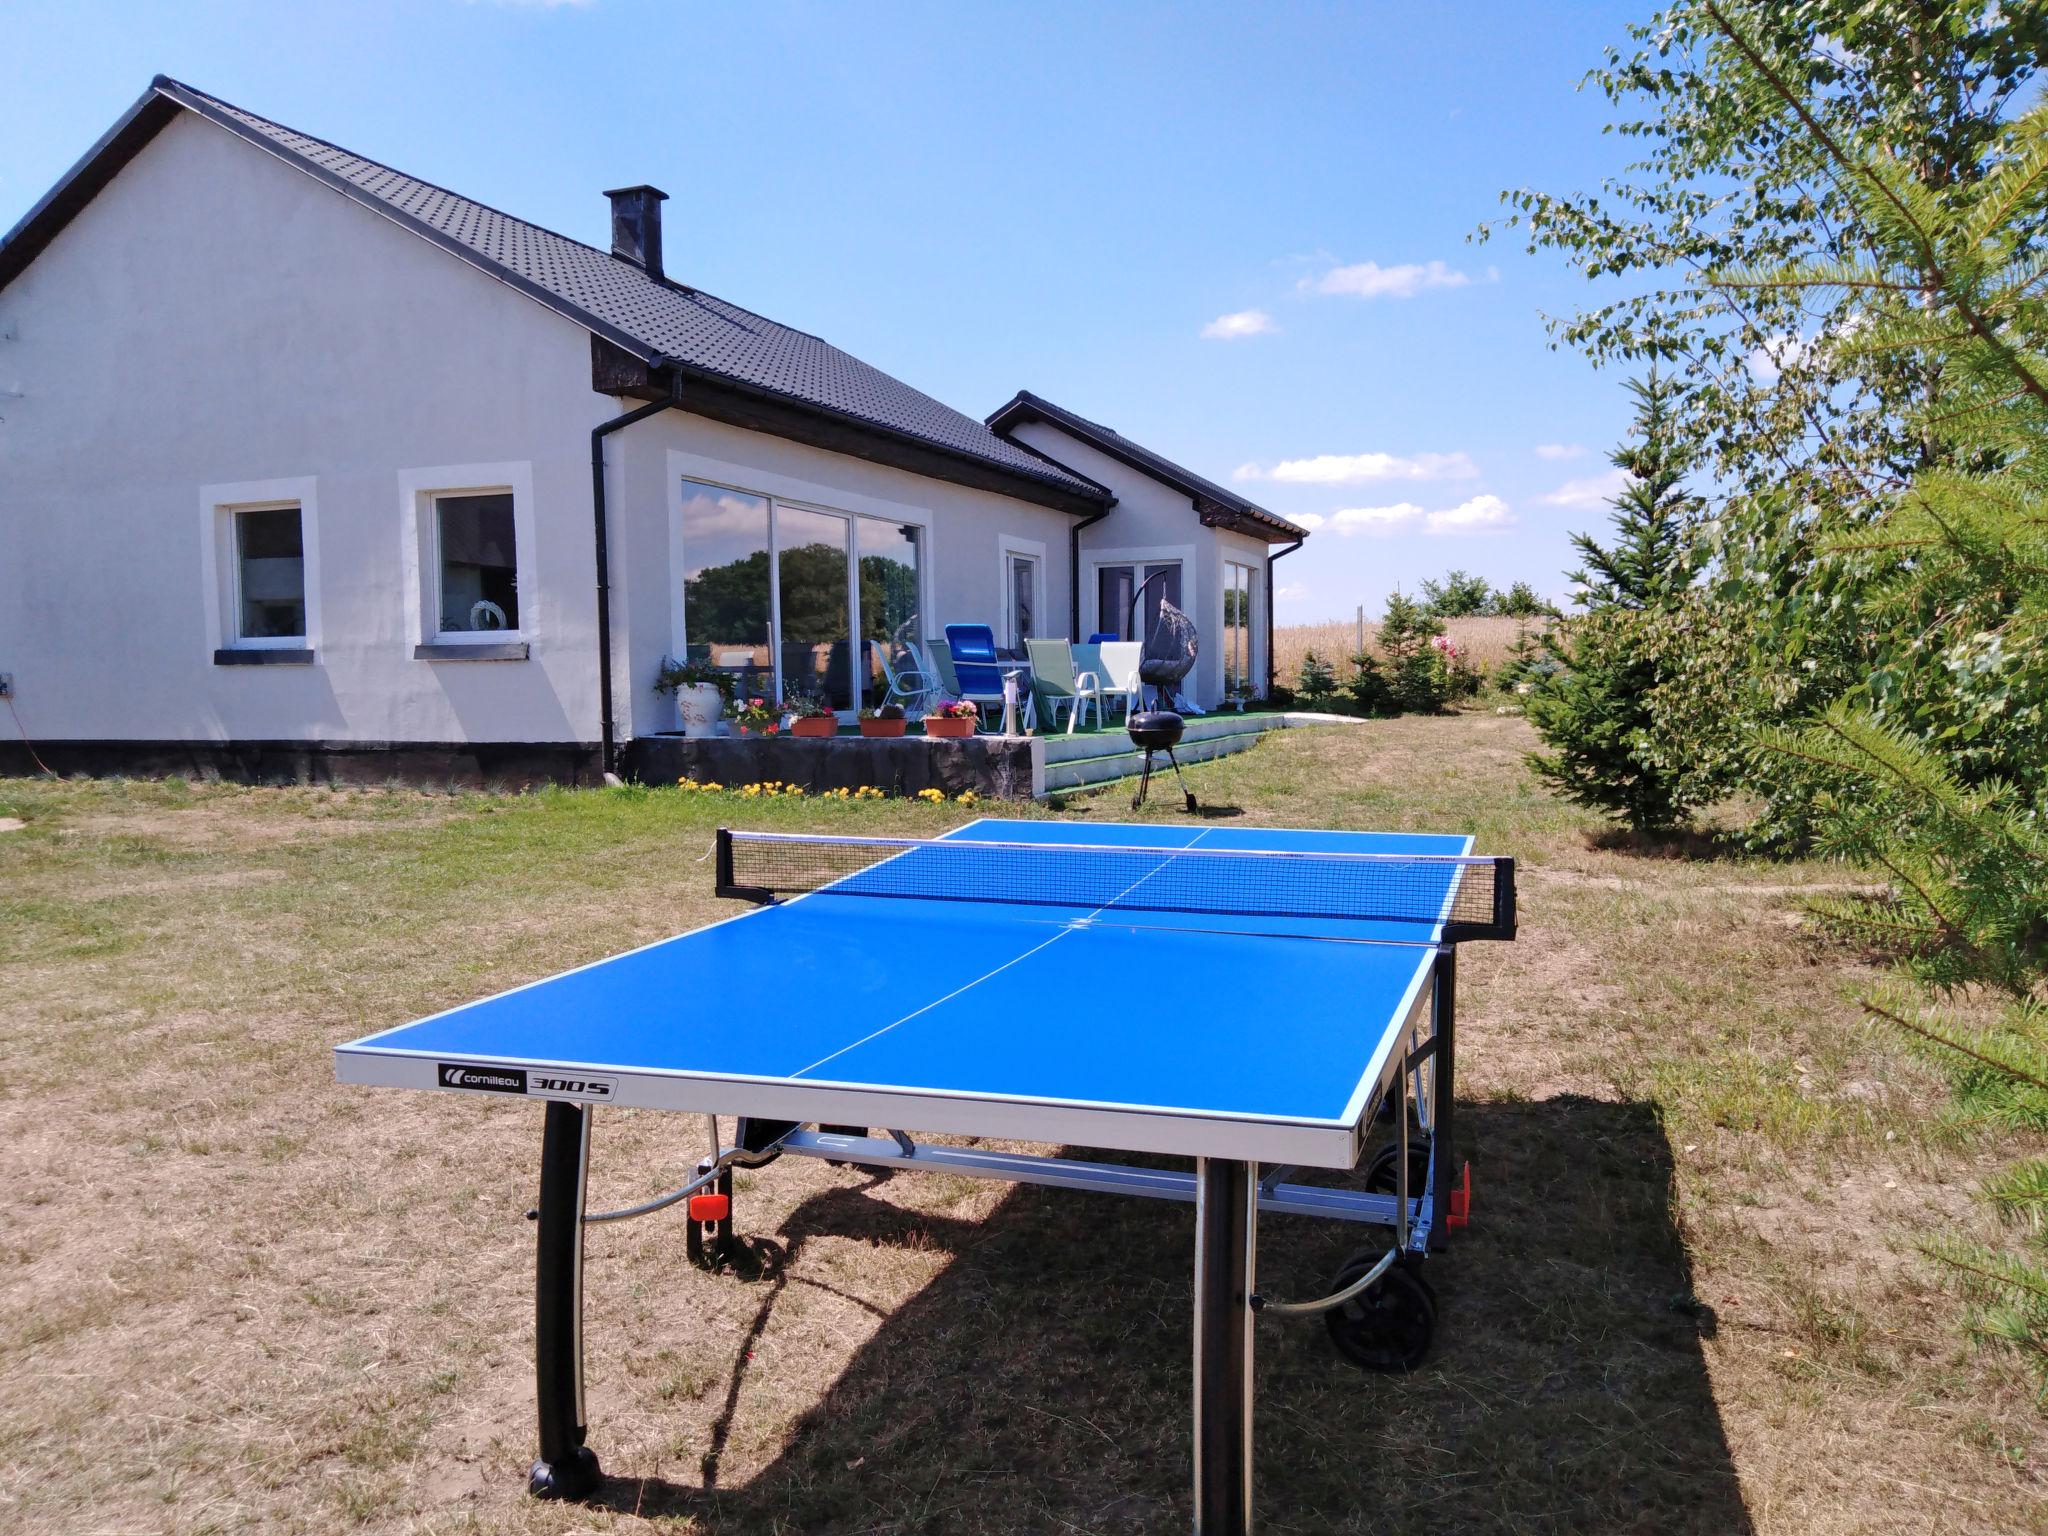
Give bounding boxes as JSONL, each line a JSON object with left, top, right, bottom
{"left": 987, "top": 391, "right": 1308, "bottom": 540}
{"left": 0, "top": 77, "right": 1105, "bottom": 506}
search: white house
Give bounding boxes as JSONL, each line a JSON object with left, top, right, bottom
{"left": 0, "top": 78, "right": 1306, "bottom": 785}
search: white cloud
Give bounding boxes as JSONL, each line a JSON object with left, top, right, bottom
{"left": 1291, "top": 512, "right": 1327, "bottom": 530}
{"left": 1534, "top": 442, "right": 1585, "bottom": 461}
{"left": 1426, "top": 494, "right": 1516, "bottom": 533}
{"left": 1234, "top": 450, "right": 1478, "bottom": 485}
{"left": 1298, "top": 496, "right": 1513, "bottom": 537}
{"left": 1331, "top": 503, "right": 1426, "bottom": 533}
{"left": 1274, "top": 582, "right": 1307, "bottom": 601}
{"left": 1299, "top": 259, "right": 1476, "bottom": 300}
{"left": 1200, "top": 308, "right": 1277, "bottom": 340}
{"left": 1540, "top": 468, "right": 1631, "bottom": 510}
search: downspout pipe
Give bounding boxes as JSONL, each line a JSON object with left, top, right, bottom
{"left": 591, "top": 386, "right": 680, "bottom": 780}
{"left": 1265, "top": 537, "right": 1303, "bottom": 698}
{"left": 1069, "top": 505, "right": 1111, "bottom": 638}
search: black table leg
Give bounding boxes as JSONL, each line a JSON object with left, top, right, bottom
{"left": 530, "top": 1100, "right": 601, "bottom": 1499}
{"left": 1429, "top": 947, "right": 1457, "bottom": 1252}
{"left": 1193, "top": 1157, "right": 1255, "bottom": 1535}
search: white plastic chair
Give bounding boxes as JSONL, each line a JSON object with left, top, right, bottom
{"left": 1092, "top": 641, "right": 1142, "bottom": 720}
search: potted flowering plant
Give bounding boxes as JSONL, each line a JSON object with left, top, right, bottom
{"left": 788, "top": 693, "right": 838, "bottom": 738}
{"left": 653, "top": 656, "right": 736, "bottom": 739}
{"left": 923, "top": 698, "right": 978, "bottom": 738}
{"left": 859, "top": 702, "right": 908, "bottom": 738}
{"left": 731, "top": 696, "right": 780, "bottom": 735}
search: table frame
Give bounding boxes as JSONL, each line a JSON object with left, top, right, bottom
{"left": 523, "top": 945, "right": 1462, "bottom": 1533}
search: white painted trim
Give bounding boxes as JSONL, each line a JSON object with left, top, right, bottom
{"left": 1081, "top": 541, "right": 1198, "bottom": 642}
{"left": 199, "top": 476, "right": 321, "bottom": 654}
{"left": 397, "top": 460, "right": 537, "bottom": 649}
{"left": 996, "top": 533, "right": 1048, "bottom": 648}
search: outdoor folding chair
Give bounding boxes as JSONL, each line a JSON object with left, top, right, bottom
{"left": 875, "top": 641, "right": 939, "bottom": 718}
{"left": 1089, "top": 641, "right": 1142, "bottom": 721}
{"left": 943, "top": 623, "right": 1021, "bottom": 731}
{"left": 1027, "top": 638, "right": 1102, "bottom": 734}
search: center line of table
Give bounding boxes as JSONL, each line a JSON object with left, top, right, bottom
{"left": 788, "top": 828, "right": 1214, "bottom": 1081}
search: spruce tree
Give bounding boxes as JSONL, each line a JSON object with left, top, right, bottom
{"left": 1525, "top": 373, "right": 1702, "bottom": 831}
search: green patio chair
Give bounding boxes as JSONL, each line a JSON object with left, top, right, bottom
{"left": 1025, "top": 639, "right": 1102, "bottom": 734}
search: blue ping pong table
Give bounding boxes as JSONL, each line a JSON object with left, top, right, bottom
{"left": 335, "top": 817, "right": 1515, "bottom": 1535}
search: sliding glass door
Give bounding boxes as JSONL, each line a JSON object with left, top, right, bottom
{"left": 858, "top": 516, "right": 923, "bottom": 707}
{"left": 774, "top": 504, "right": 854, "bottom": 709}
{"left": 679, "top": 478, "right": 922, "bottom": 713}
{"left": 1097, "top": 561, "right": 1182, "bottom": 644}
{"left": 1223, "top": 560, "right": 1255, "bottom": 698}
{"left": 678, "top": 483, "right": 773, "bottom": 695}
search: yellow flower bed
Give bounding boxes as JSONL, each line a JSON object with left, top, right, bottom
{"left": 677, "top": 777, "right": 973, "bottom": 803}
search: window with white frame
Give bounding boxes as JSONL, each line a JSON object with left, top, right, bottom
{"left": 433, "top": 491, "right": 520, "bottom": 634}
{"left": 232, "top": 504, "right": 307, "bottom": 642}
{"left": 204, "top": 477, "right": 319, "bottom": 660}
{"left": 997, "top": 537, "right": 1045, "bottom": 655}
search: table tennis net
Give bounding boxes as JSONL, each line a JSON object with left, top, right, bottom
{"left": 716, "top": 830, "right": 1515, "bottom": 940}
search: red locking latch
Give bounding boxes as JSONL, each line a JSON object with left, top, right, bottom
{"left": 1446, "top": 1163, "right": 1472, "bottom": 1229}
{"left": 688, "top": 1192, "right": 730, "bottom": 1223}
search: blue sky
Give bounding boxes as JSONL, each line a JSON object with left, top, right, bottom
{"left": 2, "top": 0, "right": 1652, "bottom": 623}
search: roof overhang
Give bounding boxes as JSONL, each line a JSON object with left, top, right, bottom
{"left": 989, "top": 391, "right": 1309, "bottom": 543}
{"left": 594, "top": 339, "right": 1112, "bottom": 517}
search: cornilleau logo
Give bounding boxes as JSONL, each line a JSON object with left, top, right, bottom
{"left": 439, "top": 1064, "right": 527, "bottom": 1094}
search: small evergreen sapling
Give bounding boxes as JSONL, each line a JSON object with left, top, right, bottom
{"left": 1525, "top": 372, "right": 1702, "bottom": 831}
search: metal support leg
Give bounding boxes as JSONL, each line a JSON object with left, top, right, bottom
{"left": 1193, "top": 1158, "right": 1256, "bottom": 1535}
{"left": 530, "top": 1101, "right": 601, "bottom": 1499}
{"left": 1429, "top": 947, "right": 1457, "bottom": 1252}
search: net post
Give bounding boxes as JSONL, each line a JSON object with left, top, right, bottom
{"left": 714, "top": 828, "right": 735, "bottom": 896}
{"left": 1428, "top": 946, "right": 1457, "bottom": 1253}
{"left": 1494, "top": 856, "right": 1517, "bottom": 939}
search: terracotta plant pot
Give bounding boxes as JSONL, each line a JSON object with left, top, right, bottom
{"left": 860, "top": 717, "right": 908, "bottom": 738}
{"left": 924, "top": 716, "right": 975, "bottom": 738}
{"left": 791, "top": 716, "right": 838, "bottom": 738}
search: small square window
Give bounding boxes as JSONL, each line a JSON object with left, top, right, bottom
{"left": 234, "top": 506, "right": 306, "bottom": 641}
{"left": 436, "top": 492, "right": 520, "bottom": 633}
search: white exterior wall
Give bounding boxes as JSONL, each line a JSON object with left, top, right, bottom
{"left": 1004, "top": 419, "right": 1273, "bottom": 706}
{"left": 0, "top": 112, "right": 611, "bottom": 747}
{"left": 608, "top": 414, "right": 1078, "bottom": 734}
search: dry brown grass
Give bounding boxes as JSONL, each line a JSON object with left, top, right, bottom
{"left": 0, "top": 725, "right": 2042, "bottom": 1534}
{"left": 1275, "top": 615, "right": 1545, "bottom": 683}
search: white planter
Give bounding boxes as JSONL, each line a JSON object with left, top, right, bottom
{"left": 677, "top": 683, "right": 725, "bottom": 739}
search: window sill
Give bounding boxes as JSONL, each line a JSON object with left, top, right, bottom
{"left": 214, "top": 647, "right": 315, "bottom": 667}
{"left": 415, "top": 640, "right": 530, "bottom": 662}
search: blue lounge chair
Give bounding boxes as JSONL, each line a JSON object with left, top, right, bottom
{"left": 944, "top": 623, "right": 1015, "bottom": 729}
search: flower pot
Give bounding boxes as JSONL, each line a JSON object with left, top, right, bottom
{"left": 860, "top": 717, "right": 908, "bottom": 738}
{"left": 924, "top": 716, "right": 975, "bottom": 738}
{"left": 677, "top": 683, "right": 724, "bottom": 739}
{"left": 791, "top": 716, "right": 838, "bottom": 738}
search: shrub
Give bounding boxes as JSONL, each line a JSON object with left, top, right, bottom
{"left": 1294, "top": 651, "right": 1338, "bottom": 708}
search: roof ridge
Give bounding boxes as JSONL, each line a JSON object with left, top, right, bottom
{"left": 5, "top": 75, "right": 1108, "bottom": 507}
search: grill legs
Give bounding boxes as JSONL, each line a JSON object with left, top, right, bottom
{"left": 1193, "top": 1158, "right": 1256, "bottom": 1535}
{"left": 531, "top": 1101, "right": 601, "bottom": 1499}
{"left": 1132, "top": 746, "right": 1199, "bottom": 813}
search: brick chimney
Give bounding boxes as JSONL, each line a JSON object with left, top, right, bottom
{"left": 603, "top": 185, "right": 668, "bottom": 281}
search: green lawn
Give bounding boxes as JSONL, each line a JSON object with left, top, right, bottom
{"left": 0, "top": 714, "right": 2039, "bottom": 1534}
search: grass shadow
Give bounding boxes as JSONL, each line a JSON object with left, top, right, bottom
{"left": 590, "top": 1096, "right": 1747, "bottom": 1534}
{"left": 1585, "top": 823, "right": 1761, "bottom": 863}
